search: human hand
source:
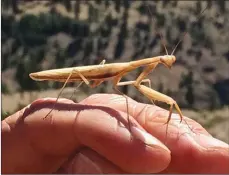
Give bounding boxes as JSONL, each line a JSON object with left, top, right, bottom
{"left": 2, "top": 94, "right": 229, "bottom": 174}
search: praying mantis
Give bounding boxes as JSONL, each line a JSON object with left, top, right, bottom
{"left": 29, "top": 3, "right": 208, "bottom": 136}
{"left": 29, "top": 55, "right": 180, "bottom": 126}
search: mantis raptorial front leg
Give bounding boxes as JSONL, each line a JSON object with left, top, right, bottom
{"left": 128, "top": 62, "right": 189, "bottom": 135}
{"left": 132, "top": 62, "right": 183, "bottom": 122}
{"left": 135, "top": 84, "right": 194, "bottom": 138}
{"left": 110, "top": 63, "right": 160, "bottom": 132}
{"left": 112, "top": 71, "right": 154, "bottom": 133}
{"left": 117, "top": 79, "right": 156, "bottom": 106}
{"left": 118, "top": 79, "right": 182, "bottom": 136}
{"left": 117, "top": 62, "right": 160, "bottom": 108}
{"left": 134, "top": 62, "right": 159, "bottom": 86}
{"left": 136, "top": 85, "right": 183, "bottom": 123}
{"left": 133, "top": 62, "right": 159, "bottom": 105}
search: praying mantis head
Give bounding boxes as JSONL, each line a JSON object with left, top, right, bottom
{"left": 160, "top": 55, "right": 176, "bottom": 69}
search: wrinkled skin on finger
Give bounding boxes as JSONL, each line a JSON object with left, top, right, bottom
{"left": 81, "top": 94, "right": 229, "bottom": 174}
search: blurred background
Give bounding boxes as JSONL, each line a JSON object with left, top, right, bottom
{"left": 1, "top": 1, "right": 229, "bottom": 143}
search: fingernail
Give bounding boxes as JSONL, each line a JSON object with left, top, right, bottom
{"left": 196, "top": 134, "right": 229, "bottom": 149}
{"left": 131, "top": 126, "right": 170, "bottom": 153}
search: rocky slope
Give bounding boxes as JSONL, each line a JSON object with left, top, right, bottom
{"left": 2, "top": 1, "right": 229, "bottom": 142}
{"left": 2, "top": 1, "right": 229, "bottom": 109}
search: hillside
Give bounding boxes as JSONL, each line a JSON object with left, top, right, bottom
{"left": 1, "top": 1, "right": 229, "bottom": 143}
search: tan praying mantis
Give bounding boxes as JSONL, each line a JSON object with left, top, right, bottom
{"left": 29, "top": 3, "right": 208, "bottom": 135}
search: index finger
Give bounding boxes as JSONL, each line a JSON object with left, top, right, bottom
{"left": 81, "top": 94, "right": 229, "bottom": 174}
{"left": 2, "top": 98, "right": 170, "bottom": 174}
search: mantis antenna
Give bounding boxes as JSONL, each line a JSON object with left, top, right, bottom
{"left": 146, "top": 2, "right": 169, "bottom": 55}
{"left": 171, "top": 4, "right": 209, "bottom": 55}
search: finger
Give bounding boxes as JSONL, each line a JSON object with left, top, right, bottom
{"left": 56, "top": 148, "right": 125, "bottom": 174}
{"left": 80, "top": 94, "right": 210, "bottom": 136}
{"left": 2, "top": 98, "right": 170, "bottom": 174}
{"left": 2, "top": 98, "right": 80, "bottom": 174}
{"left": 81, "top": 93, "right": 229, "bottom": 174}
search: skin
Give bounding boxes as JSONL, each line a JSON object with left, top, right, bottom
{"left": 2, "top": 94, "right": 229, "bottom": 174}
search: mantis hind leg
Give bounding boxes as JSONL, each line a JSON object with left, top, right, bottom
{"left": 44, "top": 69, "right": 74, "bottom": 119}
{"left": 45, "top": 60, "right": 106, "bottom": 119}
{"left": 69, "top": 59, "right": 106, "bottom": 101}
{"left": 44, "top": 68, "right": 92, "bottom": 119}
